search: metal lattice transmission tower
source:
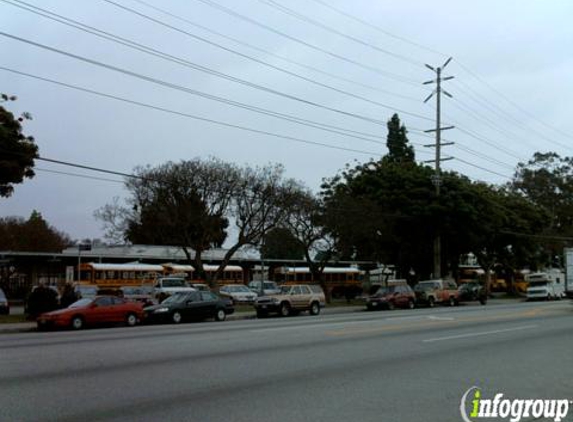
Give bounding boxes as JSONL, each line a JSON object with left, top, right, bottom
{"left": 423, "top": 57, "right": 455, "bottom": 278}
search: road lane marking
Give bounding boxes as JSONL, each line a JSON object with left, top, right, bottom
{"left": 427, "top": 315, "right": 455, "bottom": 321}
{"left": 422, "top": 324, "right": 538, "bottom": 343}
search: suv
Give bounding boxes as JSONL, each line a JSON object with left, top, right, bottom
{"left": 254, "top": 284, "right": 325, "bottom": 317}
{"left": 366, "top": 284, "right": 416, "bottom": 310}
{"left": 153, "top": 277, "right": 195, "bottom": 302}
{"left": 414, "top": 279, "right": 459, "bottom": 307}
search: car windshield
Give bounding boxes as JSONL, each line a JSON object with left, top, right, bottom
{"left": 161, "top": 279, "right": 188, "bottom": 288}
{"left": 280, "top": 286, "right": 292, "bottom": 294}
{"left": 162, "top": 293, "right": 189, "bottom": 304}
{"left": 529, "top": 281, "right": 548, "bottom": 287}
{"left": 68, "top": 298, "right": 93, "bottom": 308}
{"left": 230, "top": 285, "right": 250, "bottom": 292}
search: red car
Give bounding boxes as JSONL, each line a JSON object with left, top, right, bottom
{"left": 37, "top": 296, "right": 144, "bottom": 330}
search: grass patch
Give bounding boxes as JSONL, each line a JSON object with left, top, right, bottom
{"left": 326, "top": 299, "right": 364, "bottom": 307}
{"left": 0, "top": 314, "right": 29, "bottom": 324}
{"left": 234, "top": 304, "right": 256, "bottom": 313}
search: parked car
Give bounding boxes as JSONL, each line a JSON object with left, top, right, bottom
{"left": 0, "top": 288, "right": 9, "bottom": 315}
{"left": 248, "top": 280, "right": 281, "bottom": 295}
{"left": 366, "top": 284, "right": 416, "bottom": 310}
{"left": 36, "top": 296, "right": 144, "bottom": 330}
{"left": 457, "top": 282, "right": 487, "bottom": 304}
{"left": 219, "top": 284, "right": 258, "bottom": 303}
{"left": 119, "top": 286, "right": 155, "bottom": 306}
{"left": 144, "top": 291, "right": 234, "bottom": 324}
{"left": 414, "top": 279, "right": 459, "bottom": 307}
{"left": 153, "top": 277, "right": 196, "bottom": 302}
{"left": 254, "top": 284, "right": 325, "bottom": 317}
{"left": 190, "top": 283, "right": 210, "bottom": 292}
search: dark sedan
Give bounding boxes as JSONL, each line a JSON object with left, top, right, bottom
{"left": 144, "top": 291, "right": 234, "bottom": 324}
{"left": 366, "top": 284, "right": 416, "bottom": 310}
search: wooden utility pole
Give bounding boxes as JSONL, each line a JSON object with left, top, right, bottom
{"left": 423, "top": 57, "right": 455, "bottom": 278}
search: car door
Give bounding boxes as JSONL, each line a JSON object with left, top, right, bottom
{"left": 393, "top": 285, "right": 406, "bottom": 307}
{"left": 200, "top": 292, "right": 219, "bottom": 318}
{"left": 181, "top": 292, "right": 203, "bottom": 319}
{"left": 87, "top": 296, "right": 114, "bottom": 324}
{"left": 289, "top": 286, "right": 306, "bottom": 309}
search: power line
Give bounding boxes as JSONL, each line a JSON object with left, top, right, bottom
{"left": 0, "top": 0, "right": 432, "bottom": 126}
{"left": 0, "top": 66, "right": 383, "bottom": 157}
{"left": 128, "top": 0, "right": 422, "bottom": 103}
{"left": 455, "top": 59, "right": 573, "bottom": 147}
{"left": 306, "top": 0, "right": 448, "bottom": 58}
{"left": 257, "top": 0, "right": 423, "bottom": 67}
{"left": 0, "top": 30, "right": 423, "bottom": 133}
{"left": 99, "top": 0, "right": 433, "bottom": 122}
{"left": 36, "top": 167, "right": 126, "bottom": 184}
{"left": 192, "top": 0, "right": 423, "bottom": 87}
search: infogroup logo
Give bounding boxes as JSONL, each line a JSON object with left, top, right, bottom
{"left": 460, "top": 386, "right": 570, "bottom": 422}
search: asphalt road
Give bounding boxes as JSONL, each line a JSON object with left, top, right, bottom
{"left": 1, "top": 300, "right": 573, "bottom": 422}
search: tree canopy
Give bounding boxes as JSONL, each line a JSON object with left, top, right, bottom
{"left": 96, "top": 158, "right": 304, "bottom": 284}
{"left": 0, "top": 95, "right": 38, "bottom": 197}
{"left": 0, "top": 210, "right": 71, "bottom": 252}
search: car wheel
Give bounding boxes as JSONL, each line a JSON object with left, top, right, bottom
{"left": 449, "top": 297, "right": 456, "bottom": 307}
{"left": 215, "top": 308, "right": 226, "bottom": 322}
{"left": 387, "top": 301, "right": 395, "bottom": 310}
{"left": 309, "top": 302, "right": 320, "bottom": 316}
{"left": 172, "top": 311, "right": 182, "bottom": 324}
{"left": 407, "top": 299, "right": 415, "bottom": 309}
{"left": 428, "top": 297, "right": 435, "bottom": 308}
{"left": 279, "top": 302, "right": 290, "bottom": 317}
{"left": 70, "top": 315, "right": 84, "bottom": 330}
{"left": 125, "top": 313, "right": 138, "bottom": 327}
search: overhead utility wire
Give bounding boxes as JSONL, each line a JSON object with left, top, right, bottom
{"left": 446, "top": 98, "right": 540, "bottom": 153}
{"left": 192, "top": 0, "right": 422, "bottom": 87}
{"left": 302, "top": 0, "right": 572, "bottom": 153}
{"left": 129, "top": 0, "right": 421, "bottom": 103}
{"left": 100, "top": 0, "right": 433, "bottom": 122}
{"left": 307, "top": 0, "right": 448, "bottom": 58}
{"left": 0, "top": 31, "right": 411, "bottom": 134}
{"left": 455, "top": 59, "right": 573, "bottom": 146}
{"left": 452, "top": 79, "right": 571, "bottom": 152}
{"left": 0, "top": 66, "right": 382, "bottom": 157}
{"left": 257, "top": 0, "right": 423, "bottom": 67}
{"left": 1, "top": 0, "right": 432, "bottom": 126}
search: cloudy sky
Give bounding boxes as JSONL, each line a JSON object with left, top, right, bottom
{"left": 1, "top": 0, "right": 572, "bottom": 242}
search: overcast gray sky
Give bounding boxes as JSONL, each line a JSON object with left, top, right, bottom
{"left": 1, "top": 0, "right": 572, "bottom": 242}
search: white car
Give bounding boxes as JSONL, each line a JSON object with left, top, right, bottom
{"left": 219, "top": 285, "right": 258, "bottom": 303}
{"left": 248, "top": 280, "right": 281, "bottom": 295}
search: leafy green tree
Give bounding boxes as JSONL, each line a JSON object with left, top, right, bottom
{"left": 0, "top": 210, "right": 71, "bottom": 251}
{"left": 383, "top": 113, "right": 415, "bottom": 164}
{"left": 96, "top": 158, "right": 302, "bottom": 285}
{"left": 261, "top": 227, "right": 304, "bottom": 260}
{"left": 0, "top": 94, "right": 38, "bottom": 197}
{"left": 509, "top": 152, "right": 573, "bottom": 262}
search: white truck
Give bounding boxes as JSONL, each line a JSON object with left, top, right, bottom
{"left": 525, "top": 270, "right": 565, "bottom": 300}
{"left": 153, "top": 277, "right": 196, "bottom": 302}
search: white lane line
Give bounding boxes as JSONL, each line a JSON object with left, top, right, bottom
{"left": 427, "top": 315, "right": 455, "bottom": 321}
{"left": 422, "top": 324, "right": 538, "bottom": 343}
